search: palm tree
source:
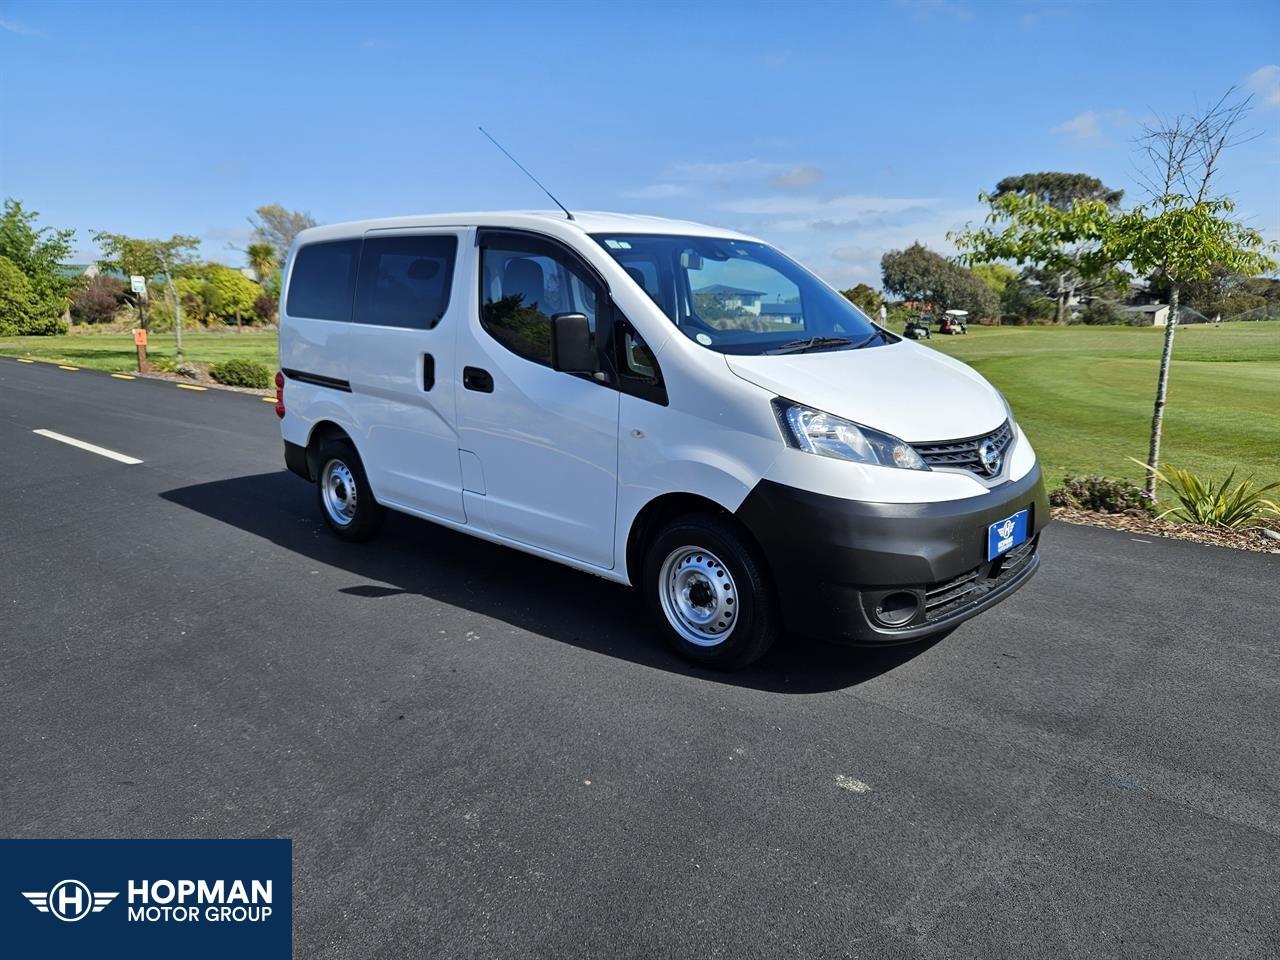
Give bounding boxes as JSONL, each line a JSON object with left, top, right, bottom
{"left": 246, "top": 243, "right": 278, "bottom": 287}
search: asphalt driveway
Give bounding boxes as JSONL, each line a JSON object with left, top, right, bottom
{"left": 2, "top": 357, "right": 1277, "bottom": 958}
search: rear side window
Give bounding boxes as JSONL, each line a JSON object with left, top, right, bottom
{"left": 354, "top": 234, "right": 458, "bottom": 329}
{"left": 287, "top": 240, "right": 361, "bottom": 321}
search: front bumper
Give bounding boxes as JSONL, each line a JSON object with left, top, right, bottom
{"left": 735, "top": 464, "right": 1049, "bottom": 643}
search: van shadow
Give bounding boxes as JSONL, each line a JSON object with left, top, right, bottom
{"left": 160, "top": 472, "right": 942, "bottom": 694}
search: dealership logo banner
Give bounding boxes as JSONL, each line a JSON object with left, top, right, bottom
{"left": 0, "top": 839, "right": 291, "bottom": 959}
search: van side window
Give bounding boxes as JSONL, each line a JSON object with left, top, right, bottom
{"left": 479, "top": 240, "right": 600, "bottom": 367}
{"left": 287, "top": 240, "right": 361, "bottom": 322}
{"left": 354, "top": 235, "right": 458, "bottom": 329}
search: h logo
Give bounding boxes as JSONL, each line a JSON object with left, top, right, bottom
{"left": 55, "top": 881, "right": 86, "bottom": 919}
{"left": 22, "top": 880, "right": 117, "bottom": 922}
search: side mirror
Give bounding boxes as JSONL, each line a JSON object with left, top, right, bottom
{"left": 550, "top": 313, "right": 598, "bottom": 373}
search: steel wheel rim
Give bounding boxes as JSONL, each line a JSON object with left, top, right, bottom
{"left": 658, "top": 545, "right": 738, "bottom": 647}
{"left": 321, "top": 458, "right": 358, "bottom": 527}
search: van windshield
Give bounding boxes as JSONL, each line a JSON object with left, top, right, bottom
{"left": 591, "top": 234, "right": 889, "bottom": 355}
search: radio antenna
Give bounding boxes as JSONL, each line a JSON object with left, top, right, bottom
{"left": 478, "top": 126, "right": 574, "bottom": 221}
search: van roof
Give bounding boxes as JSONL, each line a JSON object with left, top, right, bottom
{"left": 292, "top": 211, "right": 760, "bottom": 246}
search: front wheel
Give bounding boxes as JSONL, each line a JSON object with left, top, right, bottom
{"left": 643, "top": 513, "right": 779, "bottom": 670}
{"left": 315, "top": 439, "right": 384, "bottom": 542}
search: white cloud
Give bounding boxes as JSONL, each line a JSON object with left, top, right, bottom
{"left": 1246, "top": 64, "right": 1280, "bottom": 108}
{"left": 1053, "top": 111, "right": 1102, "bottom": 142}
{"left": 1052, "top": 109, "right": 1132, "bottom": 144}
{"left": 717, "top": 194, "right": 937, "bottom": 219}
{"left": 0, "top": 18, "right": 42, "bottom": 36}
{"left": 770, "top": 165, "right": 824, "bottom": 189}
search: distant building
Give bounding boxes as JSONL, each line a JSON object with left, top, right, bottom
{"left": 1122, "top": 303, "right": 1171, "bottom": 326}
{"left": 760, "top": 302, "right": 803, "bottom": 324}
{"left": 695, "top": 283, "right": 765, "bottom": 315}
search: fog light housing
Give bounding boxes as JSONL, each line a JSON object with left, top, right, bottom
{"left": 873, "top": 591, "right": 920, "bottom": 627}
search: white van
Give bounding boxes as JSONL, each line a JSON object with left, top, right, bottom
{"left": 277, "top": 212, "right": 1046, "bottom": 669}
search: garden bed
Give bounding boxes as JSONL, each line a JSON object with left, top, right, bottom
{"left": 1052, "top": 506, "right": 1280, "bottom": 554}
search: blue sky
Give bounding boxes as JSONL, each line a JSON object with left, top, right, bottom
{"left": 2, "top": 0, "right": 1277, "bottom": 287}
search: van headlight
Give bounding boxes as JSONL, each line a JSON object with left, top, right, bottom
{"left": 774, "top": 400, "right": 928, "bottom": 470}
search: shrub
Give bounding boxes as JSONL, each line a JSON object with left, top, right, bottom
{"left": 149, "top": 355, "right": 177, "bottom": 373}
{"left": 1149, "top": 465, "right": 1280, "bottom": 528}
{"left": 1079, "top": 299, "right": 1127, "bottom": 325}
{"left": 70, "top": 274, "right": 127, "bottom": 324}
{"left": 202, "top": 264, "right": 262, "bottom": 322}
{"left": 208, "top": 358, "right": 271, "bottom": 388}
{"left": 0, "top": 254, "right": 35, "bottom": 335}
{"left": 1050, "top": 475, "right": 1154, "bottom": 515}
{"left": 254, "top": 292, "right": 278, "bottom": 323}
{"left": 0, "top": 254, "right": 68, "bottom": 335}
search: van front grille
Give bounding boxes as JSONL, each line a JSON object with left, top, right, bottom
{"left": 915, "top": 420, "right": 1013, "bottom": 478}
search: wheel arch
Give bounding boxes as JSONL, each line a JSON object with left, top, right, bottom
{"left": 305, "top": 419, "right": 356, "bottom": 480}
{"left": 625, "top": 491, "right": 767, "bottom": 589}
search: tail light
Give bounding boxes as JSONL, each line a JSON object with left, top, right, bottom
{"left": 275, "top": 370, "right": 285, "bottom": 418}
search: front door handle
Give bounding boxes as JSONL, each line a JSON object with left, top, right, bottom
{"left": 463, "top": 366, "right": 494, "bottom": 393}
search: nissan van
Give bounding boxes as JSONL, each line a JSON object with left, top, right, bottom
{"left": 277, "top": 212, "right": 1047, "bottom": 668}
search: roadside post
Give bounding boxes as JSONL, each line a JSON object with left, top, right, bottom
{"left": 130, "top": 275, "right": 149, "bottom": 371}
{"left": 132, "top": 327, "right": 149, "bottom": 372}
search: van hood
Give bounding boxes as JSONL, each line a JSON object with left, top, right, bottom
{"left": 725, "top": 341, "right": 1006, "bottom": 443}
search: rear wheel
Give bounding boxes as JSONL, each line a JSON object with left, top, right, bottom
{"left": 315, "top": 439, "right": 384, "bottom": 542}
{"left": 643, "top": 513, "right": 778, "bottom": 670}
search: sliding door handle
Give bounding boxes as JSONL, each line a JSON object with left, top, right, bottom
{"left": 462, "top": 366, "right": 493, "bottom": 393}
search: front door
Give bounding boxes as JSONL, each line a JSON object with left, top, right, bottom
{"left": 454, "top": 230, "right": 619, "bottom": 568}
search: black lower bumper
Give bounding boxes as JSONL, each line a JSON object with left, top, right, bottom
{"left": 284, "top": 440, "right": 311, "bottom": 481}
{"left": 735, "top": 464, "right": 1049, "bottom": 644}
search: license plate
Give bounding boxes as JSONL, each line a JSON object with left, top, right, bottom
{"left": 987, "top": 509, "right": 1029, "bottom": 561}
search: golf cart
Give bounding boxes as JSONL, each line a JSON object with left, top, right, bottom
{"left": 938, "top": 310, "right": 968, "bottom": 335}
{"left": 903, "top": 313, "right": 932, "bottom": 340}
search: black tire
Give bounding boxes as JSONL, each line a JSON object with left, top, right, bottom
{"left": 643, "top": 513, "right": 779, "bottom": 670}
{"left": 314, "top": 438, "right": 384, "bottom": 542}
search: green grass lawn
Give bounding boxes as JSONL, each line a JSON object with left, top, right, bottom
{"left": 912, "top": 321, "right": 1280, "bottom": 486}
{"left": 4, "top": 321, "right": 1278, "bottom": 487}
{"left": 0, "top": 330, "right": 278, "bottom": 373}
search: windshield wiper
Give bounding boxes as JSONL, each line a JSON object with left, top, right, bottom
{"left": 849, "top": 330, "right": 887, "bottom": 349}
{"left": 765, "top": 336, "right": 853, "bottom": 355}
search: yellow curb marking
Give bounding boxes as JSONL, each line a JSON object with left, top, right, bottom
{"left": 58, "top": 365, "right": 80, "bottom": 371}
{"left": 261, "top": 396, "right": 276, "bottom": 402}
{"left": 176, "top": 383, "right": 207, "bottom": 391}
{"left": 111, "top": 373, "right": 136, "bottom": 380}
{"left": 16, "top": 358, "right": 35, "bottom": 363}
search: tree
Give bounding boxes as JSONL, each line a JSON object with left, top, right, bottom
{"left": 952, "top": 179, "right": 1124, "bottom": 323}
{"left": 249, "top": 204, "right": 316, "bottom": 263}
{"left": 92, "top": 232, "right": 199, "bottom": 352}
{"left": 0, "top": 198, "right": 79, "bottom": 329}
{"left": 880, "top": 243, "right": 998, "bottom": 318}
{"left": 840, "top": 283, "right": 883, "bottom": 316}
{"left": 1105, "top": 91, "right": 1278, "bottom": 499}
{"left": 246, "top": 242, "right": 278, "bottom": 286}
{"left": 993, "top": 172, "right": 1123, "bottom": 210}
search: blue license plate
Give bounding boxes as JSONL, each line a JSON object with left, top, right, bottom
{"left": 987, "top": 509, "right": 1029, "bottom": 561}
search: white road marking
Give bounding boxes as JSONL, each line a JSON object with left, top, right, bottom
{"left": 835, "top": 774, "right": 870, "bottom": 793}
{"left": 32, "top": 429, "right": 143, "bottom": 465}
